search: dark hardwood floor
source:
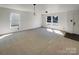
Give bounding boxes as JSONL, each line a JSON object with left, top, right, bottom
{"left": 64, "top": 33, "right": 79, "bottom": 41}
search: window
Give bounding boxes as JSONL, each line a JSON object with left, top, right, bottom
{"left": 10, "top": 13, "right": 20, "bottom": 30}
{"left": 53, "top": 16, "right": 58, "bottom": 23}
{"left": 47, "top": 16, "right": 51, "bottom": 23}
{"left": 10, "top": 13, "right": 20, "bottom": 26}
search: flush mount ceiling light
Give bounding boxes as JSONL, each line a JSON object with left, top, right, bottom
{"left": 33, "top": 4, "right": 36, "bottom": 15}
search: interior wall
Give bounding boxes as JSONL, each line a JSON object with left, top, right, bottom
{"left": 42, "top": 9, "right": 79, "bottom": 34}
{"left": 66, "top": 10, "right": 74, "bottom": 33}
{"left": 66, "top": 10, "right": 79, "bottom": 34}
{"left": 42, "top": 12, "right": 68, "bottom": 31}
{"left": 0, "top": 7, "right": 42, "bottom": 35}
{"left": 73, "top": 10, "right": 79, "bottom": 34}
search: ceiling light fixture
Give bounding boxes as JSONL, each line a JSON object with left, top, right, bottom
{"left": 33, "top": 4, "right": 36, "bottom": 15}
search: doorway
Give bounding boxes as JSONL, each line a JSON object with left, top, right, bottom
{"left": 10, "top": 13, "right": 20, "bottom": 32}
{"left": 67, "top": 11, "right": 79, "bottom": 35}
{"left": 73, "top": 11, "right": 79, "bottom": 34}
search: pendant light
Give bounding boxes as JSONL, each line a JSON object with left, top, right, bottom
{"left": 33, "top": 4, "right": 36, "bottom": 15}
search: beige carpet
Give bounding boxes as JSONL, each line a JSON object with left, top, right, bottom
{"left": 0, "top": 28, "right": 79, "bottom": 55}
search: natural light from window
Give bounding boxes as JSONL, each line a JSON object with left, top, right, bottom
{"left": 53, "top": 30, "right": 64, "bottom": 35}
{"left": 47, "top": 28, "right": 53, "bottom": 32}
{"left": 46, "top": 28, "right": 64, "bottom": 35}
{"left": 0, "top": 34, "right": 12, "bottom": 39}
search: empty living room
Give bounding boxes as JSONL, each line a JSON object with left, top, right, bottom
{"left": 0, "top": 4, "right": 79, "bottom": 55}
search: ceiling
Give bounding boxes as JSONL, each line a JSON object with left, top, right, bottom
{"left": 44, "top": 4, "right": 79, "bottom": 13}
{"left": 0, "top": 4, "right": 45, "bottom": 13}
{"left": 0, "top": 4, "right": 79, "bottom": 13}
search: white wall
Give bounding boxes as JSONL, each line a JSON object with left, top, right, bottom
{"left": 0, "top": 7, "right": 42, "bottom": 35}
{"left": 66, "top": 10, "right": 79, "bottom": 34}
{"left": 42, "top": 4, "right": 79, "bottom": 14}
{"left": 42, "top": 10, "right": 79, "bottom": 34}
{"left": 66, "top": 10, "right": 74, "bottom": 33}
{"left": 73, "top": 10, "right": 79, "bottom": 34}
{"left": 42, "top": 12, "right": 68, "bottom": 31}
{"left": 41, "top": 4, "right": 79, "bottom": 34}
{"left": 1, "top": 4, "right": 79, "bottom": 35}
